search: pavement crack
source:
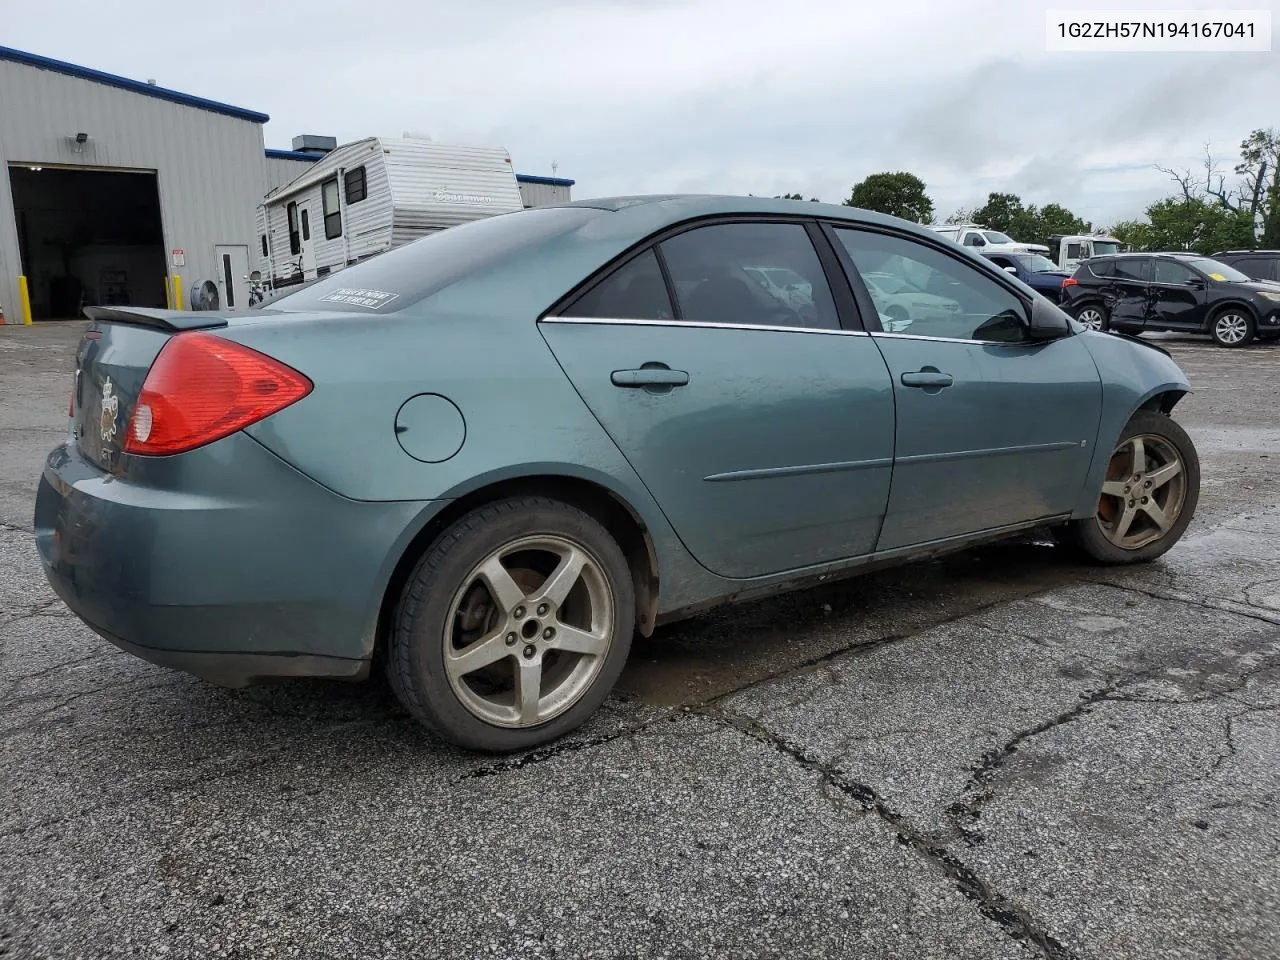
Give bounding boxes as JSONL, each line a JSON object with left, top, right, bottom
{"left": 700, "top": 705, "right": 1079, "bottom": 960}
{"left": 1085, "top": 578, "right": 1280, "bottom": 628}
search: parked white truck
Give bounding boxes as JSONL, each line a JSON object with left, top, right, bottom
{"left": 1047, "top": 233, "right": 1123, "bottom": 273}
{"left": 929, "top": 223, "right": 1050, "bottom": 255}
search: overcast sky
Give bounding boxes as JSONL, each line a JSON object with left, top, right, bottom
{"left": 8, "top": 0, "right": 1278, "bottom": 227}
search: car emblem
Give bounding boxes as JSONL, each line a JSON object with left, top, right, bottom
{"left": 100, "top": 377, "right": 119, "bottom": 443}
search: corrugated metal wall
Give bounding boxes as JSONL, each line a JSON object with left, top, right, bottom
{"left": 264, "top": 156, "right": 316, "bottom": 196}
{"left": 0, "top": 59, "right": 267, "bottom": 319}
{"left": 518, "top": 180, "right": 573, "bottom": 208}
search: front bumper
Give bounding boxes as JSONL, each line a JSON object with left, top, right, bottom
{"left": 34, "top": 434, "right": 435, "bottom": 687}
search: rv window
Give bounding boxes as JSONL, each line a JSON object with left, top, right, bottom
{"left": 344, "top": 166, "right": 367, "bottom": 204}
{"left": 270, "top": 206, "right": 603, "bottom": 314}
{"left": 323, "top": 179, "right": 342, "bottom": 240}
{"left": 260, "top": 234, "right": 268, "bottom": 257}
{"left": 301, "top": 209, "right": 311, "bottom": 242}
{"left": 287, "top": 202, "right": 300, "bottom": 255}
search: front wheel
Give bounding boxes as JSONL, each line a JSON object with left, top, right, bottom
{"left": 1073, "top": 303, "right": 1108, "bottom": 332}
{"left": 1057, "top": 410, "right": 1200, "bottom": 565}
{"left": 387, "top": 496, "right": 635, "bottom": 752}
{"left": 1209, "top": 309, "right": 1255, "bottom": 347}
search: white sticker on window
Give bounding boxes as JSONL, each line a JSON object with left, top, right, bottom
{"left": 317, "top": 288, "right": 401, "bottom": 309}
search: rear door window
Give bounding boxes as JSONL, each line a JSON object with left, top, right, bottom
{"left": 1087, "top": 259, "right": 1115, "bottom": 278}
{"left": 1113, "top": 257, "right": 1151, "bottom": 282}
{"left": 562, "top": 249, "right": 674, "bottom": 320}
{"left": 657, "top": 221, "right": 841, "bottom": 330}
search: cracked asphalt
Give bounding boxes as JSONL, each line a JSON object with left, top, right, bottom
{"left": 2, "top": 321, "right": 1279, "bottom": 959}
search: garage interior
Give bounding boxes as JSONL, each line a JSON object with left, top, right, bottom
{"left": 8, "top": 165, "right": 167, "bottom": 319}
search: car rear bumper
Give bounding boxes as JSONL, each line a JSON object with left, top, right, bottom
{"left": 33, "top": 434, "right": 435, "bottom": 687}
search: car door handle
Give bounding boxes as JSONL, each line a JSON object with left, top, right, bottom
{"left": 900, "top": 370, "right": 953, "bottom": 388}
{"left": 611, "top": 368, "right": 690, "bottom": 388}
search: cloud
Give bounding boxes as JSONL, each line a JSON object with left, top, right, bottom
{"left": 6, "top": 0, "right": 1278, "bottom": 226}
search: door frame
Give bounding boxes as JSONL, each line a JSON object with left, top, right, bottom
{"left": 213, "top": 243, "right": 250, "bottom": 311}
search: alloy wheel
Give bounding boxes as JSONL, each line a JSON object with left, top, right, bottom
{"left": 1076, "top": 307, "right": 1104, "bottom": 331}
{"left": 442, "top": 535, "right": 614, "bottom": 729}
{"left": 1095, "top": 434, "right": 1188, "bottom": 550}
{"left": 1213, "top": 313, "right": 1249, "bottom": 346}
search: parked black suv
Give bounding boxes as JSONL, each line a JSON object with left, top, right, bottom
{"left": 1061, "top": 252, "right": 1280, "bottom": 347}
{"left": 1210, "top": 250, "right": 1280, "bottom": 282}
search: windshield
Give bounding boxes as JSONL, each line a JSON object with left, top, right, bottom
{"left": 269, "top": 206, "right": 602, "bottom": 313}
{"left": 983, "top": 231, "right": 1015, "bottom": 244}
{"left": 1186, "top": 258, "right": 1252, "bottom": 283}
{"left": 1091, "top": 241, "right": 1121, "bottom": 256}
{"left": 1024, "top": 255, "right": 1061, "bottom": 273}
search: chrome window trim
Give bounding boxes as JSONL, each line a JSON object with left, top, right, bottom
{"left": 539, "top": 316, "right": 870, "bottom": 337}
{"left": 870, "top": 331, "right": 1034, "bottom": 347}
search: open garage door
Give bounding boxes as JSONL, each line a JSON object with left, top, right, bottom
{"left": 9, "top": 165, "right": 167, "bottom": 320}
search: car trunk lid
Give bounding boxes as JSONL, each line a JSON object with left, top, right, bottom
{"left": 72, "top": 307, "right": 229, "bottom": 471}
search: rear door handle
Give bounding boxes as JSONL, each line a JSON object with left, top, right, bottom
{"left": 900, "top": 370, "right": 953, "bottom": 389}
{"left": 611, "top": 368, "right": 689, "bottom": 388}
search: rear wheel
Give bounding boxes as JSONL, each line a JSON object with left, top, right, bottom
{"left": 1074, "top": 303, "right": 1108, "bottom": 331}
{"left": 388, "top": 497, "right": 635, "bottom": 752}
{"left": 1209, "top": 309, "right": 1255, "bottom": 347}
{"left": 1057, "top": 410, "right": 1199, "bottom": 565}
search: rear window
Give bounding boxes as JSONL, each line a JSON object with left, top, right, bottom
{"left": 1085, "top": 258, "right": 1115, "bottom": 278}
{"left": 269, "top": 206, "right": 602, "bottom": 314}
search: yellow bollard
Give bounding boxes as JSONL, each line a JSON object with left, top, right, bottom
{"left": 172, "top": 275, "right": 183, "bottom": 311}
{"left": 18, "top": 275, "right": 33, "bottom": 326}
{"left": 164, "top": 277, "right": 172, "bottom": 309}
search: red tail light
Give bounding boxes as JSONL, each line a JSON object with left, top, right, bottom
{"left": 124, "top": 332, "right": 312, "bottom": 456}
{"left": 1062, "top": 277, "right": 1078, "bottom": 288}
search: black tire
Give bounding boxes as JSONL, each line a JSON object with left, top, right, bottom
{"left": 387, "top": 496, "right": 635, "bottom": 752}
{"left": 1072, "top": 302, "right": 1109, "bottom": 332}
{"left": 1208, "top": 307, "right": 1255, "bottom": 347}
{"left": 1058, "top": 410, "right": 1200, "bottom": 565}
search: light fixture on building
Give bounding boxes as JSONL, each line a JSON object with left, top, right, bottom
{"left": 74, "top": 132, "right": 88, "bottom": 143}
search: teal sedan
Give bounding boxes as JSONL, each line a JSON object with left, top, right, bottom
{"left": 35, "top": 195, "right": 1200, "bottom": 752}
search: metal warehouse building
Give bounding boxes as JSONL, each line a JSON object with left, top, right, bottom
{"left": 0, "top": 45, "right": 574, "bottom": 323}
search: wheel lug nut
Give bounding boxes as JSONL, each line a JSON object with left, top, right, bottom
{"left": 505, "top": 633, "right": 517, "bottom": 646}
{"left": 513, "top": 606, "right": 525, "bottom": 619}
{"left": 1128, "top": 499, "right": 1136, "bottom": 507}
{"left": 543, "top": 627, "right": 554, "bottom": 640}
{"left": 1144, "top": 481, "right": 1151, "bottom": 488}
{"left": 523, "top": 645, "right": 536, "bottom": 659}
{"left": 537, "top": 603, "right": 549, "bottom": 616}
{"left": 1124, "top": 486, "right": 1131, "bottom": 493}
{"left": 1142, "top": 497, "right": 1149, "bottom": 504}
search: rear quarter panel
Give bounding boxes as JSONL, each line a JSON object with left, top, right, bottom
{"left": 1072, "top": 332, "right": 1192, "bottom": 518}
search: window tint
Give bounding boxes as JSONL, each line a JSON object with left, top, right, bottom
{"left": 344, "top": 166, "right": 367, "bottom": 204}
{"left": 834, "top": 228, "right": 1029, "bottom": 343}
{"left": 963, "top": 233, "right": 985, "bottom": 247}
{"left": 271, "top": 206, "right": 602, "bottom": 314}
{"left": 322, "top": 179, "right": 342, "bottom": 240}
{"left": 301, "top": 209, "right": 311, "bottom": 242}
{"left": 287, "top": 202, "right": 300, "bottom": 255}
{"left": 1087, "top": 258, "right": 1115, "bottom": 278}
{"left": 562, "top": 249, "right": 674, "bottom": 320}
{"left": 1154, "top": 259, "right": 1197, "bottom": 284}
{"left": 1113, "top": 257, "right": 1150, "bottom": 282}
{"left": 658, "top": 221, "right": 839, "bottom": 330}
{"left": 1228, "top": 257, "right": 1267, "bottom": 279}
{"left": 1067, "top": 242, "right": 1083, "bottom": 259}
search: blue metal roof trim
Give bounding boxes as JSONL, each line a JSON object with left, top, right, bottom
{"left": 265, "top": 149, "right": 322, "bottom": 162}
{"left": 0, "top": 45, "right": 271, "bottom": 124}
{"left": 516, "top": 174, "right": 576, "bottom": 187}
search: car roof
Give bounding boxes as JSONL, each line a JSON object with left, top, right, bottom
{"left": 552, "top": 193, "right": 938, "bottom": 239}
{"left": 1212, "top": 249, "right": 1280, "bottom": 255}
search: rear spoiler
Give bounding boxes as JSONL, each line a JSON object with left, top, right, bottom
{"left": 82, "top": 306, "right": 229, "bottom": 332}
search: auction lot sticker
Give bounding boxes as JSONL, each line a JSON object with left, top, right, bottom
{"left": 318, "top": 288, "right": 402, "bottom": 310}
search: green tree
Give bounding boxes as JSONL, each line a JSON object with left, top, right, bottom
{"left": 969, "top": 193, "right": 1092, "bottom": 246}
{"left": 844, "top": 172, "right": 934, "bottom": 223}
{"left": 1237, "top": 128, "right": 1280, "bottom": 245}
{"left": 1121, "top": 198, "right": 1254, "bottom": 254}
{"left": 775, "top": 193, "right": 820, "bottom": 201}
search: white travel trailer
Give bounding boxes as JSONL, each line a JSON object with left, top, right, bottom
{"left": 257, "top": 135, "right": 526, "bottom": 294}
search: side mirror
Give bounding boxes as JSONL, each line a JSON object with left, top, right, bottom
{"left": 1027, "top": 296, "right": 1072, "bottom": 340}
{"left": 1003, "top": 265, "right": 1018, "bottom": 274}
